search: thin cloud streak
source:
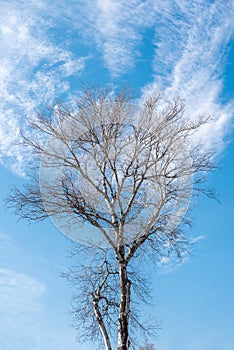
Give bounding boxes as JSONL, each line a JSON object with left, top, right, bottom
{"left": 144, "top": 0, "right": 234, "bottom": 150}
{"left": 72, "top": 0, "right": 158, "bottom": 75}
{"left": 0, "top": 1, "right": 87, "bottom": 175}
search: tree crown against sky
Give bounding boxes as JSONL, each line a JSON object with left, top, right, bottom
{"left": 9, "top": 87, "right": 213, "bottom": 247}
{"left": 7, "top": 86, "right": 215, "bottom": 350}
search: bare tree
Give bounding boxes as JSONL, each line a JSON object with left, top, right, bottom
{"left": 8, "top": 86, "right": 214, "bottom": 350}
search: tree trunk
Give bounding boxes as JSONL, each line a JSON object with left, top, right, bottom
{"left": 117, "top": 257, "right": 131, "bottom": 350}
{"left": 91, "top": 295, "right": 112, "bottom": 350}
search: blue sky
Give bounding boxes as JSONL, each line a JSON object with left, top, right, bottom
{"left": 0, "top": 1, "right": 234, "bottom": 349}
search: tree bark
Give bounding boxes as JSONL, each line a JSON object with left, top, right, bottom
{"left": 91, "top": 294, "right": 112, "bottom": 350}
{"left": 117, "top": 250, "right": 131, "bottom": 350}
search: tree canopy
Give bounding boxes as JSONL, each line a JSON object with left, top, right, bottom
{"left": 8, "top": 87, "right": 214, "bottom": 350}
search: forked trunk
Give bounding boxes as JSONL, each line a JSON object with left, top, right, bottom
{"left": 91, "top": 294, "right": 112, "bottom": 350}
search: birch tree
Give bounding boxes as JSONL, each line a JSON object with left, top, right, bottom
{"left": 8, "top": 87, "right": 213, "bottom": 350}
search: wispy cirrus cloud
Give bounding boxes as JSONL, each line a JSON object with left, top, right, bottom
{"left": 0, "top": 0, "right": 233, "bottom": 176}
{"left": 152, "top": 1, "right": 234, "bottom": 102}
{"left": 0, "top": 0, "right": 156, "bottom": 174}
{"left": 72, "top": 0, "right": 158, "bottom": 75}
{"left": 0, "top": 1, "right": 87, "bottom": 174}
{"left": 144, "top": 0, "right": 234, "bottom": 150}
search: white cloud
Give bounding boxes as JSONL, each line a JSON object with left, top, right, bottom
{"left": 61, "top": 0, "right": 234, "bottom": 150}
{"left": 0, "top": 233, "right": 84, "bottom": 350}
{"left": 0, "top": 268, "right": 45, "bottom": 309}
{"left": 0, "top": 267, "right": 81, "bottom": 350}
{"left": 143, "top": 0, "right": 234, "bottom": 151}
{"left": 0, "top": 268, "right": 45, "bottom": 349}
{"left": 0, "top": 0, "right": 234, "bottom": 175}
{"left": 0, "top": 1, "right": 87, "bottom": 175}
{"left": 1, "top": 0, "right": 157, "bottom": 174}
{"left": 73, "top": 0, "right": 158, "bottom": 75}
{"left": 190, "top": 235, "right": 205, "bottom": 244}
